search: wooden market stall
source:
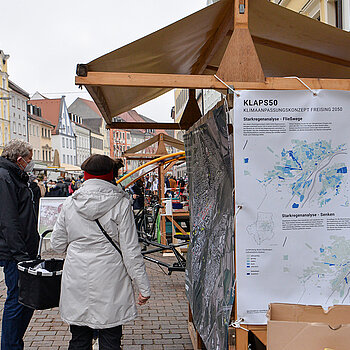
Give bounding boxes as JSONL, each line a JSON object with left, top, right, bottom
{"left": 121, "top": 133, "right": 188, "bottom": 245}
{"left": 75, "top": 0, "right": 350, "bottom": 348}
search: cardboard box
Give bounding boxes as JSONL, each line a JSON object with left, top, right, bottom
{"left": 267, "top": 303, "right": 350, "bottom": 350}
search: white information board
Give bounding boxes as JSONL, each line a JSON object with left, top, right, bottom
{"left": 38, "top": 197, "right": 66, "bottom": 236}
{"left": 234, "top": 89, "right": 350, "bottom": 324}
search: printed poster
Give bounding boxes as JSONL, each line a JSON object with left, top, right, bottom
{"left": 184, "top": 105, "right": 235, "bottom": 349}
{"left": 234, "top": 90, "right": 350, "bottom": 324}
{"left": 38, "top": 197, "right": 66, "bottom": 236}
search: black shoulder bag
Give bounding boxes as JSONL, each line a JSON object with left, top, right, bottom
{"left": 95, "top": 219, "right": 123, "bottom": 258}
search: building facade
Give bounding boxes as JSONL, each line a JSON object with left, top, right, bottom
{"left": 9, "top": 80, "right": 29, "bottom": 142}
{"left": 27, "top": 103, "right": 54, "bottom": 166}
{"left": 0, "top": 50, "right": 10, "bottom": 153}
{"left": 68, "top": 98, "right": 111, "bottom": 157}
{"left": 90, "top": 129, "right": 104, "bottom": 155}
{"left": 270, "top": 0, "right": 349, "bottom": 30}
{"left": 69, "top": 113, "right": 91, "bottom": 166}
{"left": 30, "top": 95, "right": 76, "bottom": 168}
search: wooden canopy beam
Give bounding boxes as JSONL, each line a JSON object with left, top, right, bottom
{"left": 77, "top": 72, "right": 350, "bottom": 91}
{"left": 216, "top": 0, "right": 265, "bottom": 82}
{"left": 124, "top": 134, "right": 160, "bottom": 154}
{"left": 106, "top": 122, "right": 181, "bottom": 130}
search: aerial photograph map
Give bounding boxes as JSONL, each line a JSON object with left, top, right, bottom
{"left": 184, "top": 105, "right": 234, "bottom": 349}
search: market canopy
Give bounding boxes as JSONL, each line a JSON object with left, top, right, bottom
{"left": 76, "top": 0, "right": 350, "bottom": 127}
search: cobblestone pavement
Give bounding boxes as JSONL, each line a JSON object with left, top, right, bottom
{"left": 0, "top": 250, "right": 194, "bottom": 349}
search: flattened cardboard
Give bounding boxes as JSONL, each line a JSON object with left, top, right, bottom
{"left": 267, "top": 303, "right": 350, "bottom": 350}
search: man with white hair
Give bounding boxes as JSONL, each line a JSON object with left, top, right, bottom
{"left": 0, "top": 140, "right": 39, "bottom": 350}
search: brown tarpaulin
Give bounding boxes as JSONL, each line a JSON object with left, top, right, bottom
{"left": 80, "top": 0, "right": 350, "bottom": 122}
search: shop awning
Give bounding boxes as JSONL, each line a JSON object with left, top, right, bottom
{"left": 61, "top": 164, "right": 82, "bottom": 173}
{"left": 76, "top": 0, "right": 350, "bottom": 125}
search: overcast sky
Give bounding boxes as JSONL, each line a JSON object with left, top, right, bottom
{"left": 1, "top": 0, "right": 206, "bottom": 122}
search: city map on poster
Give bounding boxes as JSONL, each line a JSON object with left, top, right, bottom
{"left": 234, "top": 90, "right": 350, "bottom": 324}
{"left": 38, "top": 197, "right": 66, "bottom": 236}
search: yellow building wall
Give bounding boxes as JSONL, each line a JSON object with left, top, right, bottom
{"left": 275, "top": 0, "right": 339, "bottom": 26}
{"left": 0, "top": 53, "right": 10, "bottom": 154}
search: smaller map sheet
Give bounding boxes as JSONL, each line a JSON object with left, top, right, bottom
{"left": 184, "top": 105, "right": 234, "bottom": 350}
{"left": 38, "top": 197, "right": 66, "bottom": 236}
{"left": 234, "top": 89, "right": 350, "bottom": 324}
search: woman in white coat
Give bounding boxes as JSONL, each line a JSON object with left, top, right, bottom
{"left": 51, "top": 155, "right": 151, "bottom": 349}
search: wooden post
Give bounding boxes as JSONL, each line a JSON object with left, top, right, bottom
{"left": 188, "top": 305, "right": 205, "bottom": 350}
{"left": 216, "top": 0, "right": 265, "bottom": 82}
{"left": 158, "top": 163, "right": 166, "bottom": 245}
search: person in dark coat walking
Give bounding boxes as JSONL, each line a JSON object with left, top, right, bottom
{"left": 131, "top": 179, "right": 144, "bottom": 211}
{"left": 0, "top": 140, "right": 40, "bottom": 350}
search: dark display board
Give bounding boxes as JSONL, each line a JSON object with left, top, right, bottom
{"left": 184, "top": 105, "right": 235, "bottom": 350}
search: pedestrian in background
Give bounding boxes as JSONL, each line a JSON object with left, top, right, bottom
{"left": 0, "top": 140, "right": 40, "bottom": 350}
{"left": 51, "top": 154, "right": 150, "bottom": 349}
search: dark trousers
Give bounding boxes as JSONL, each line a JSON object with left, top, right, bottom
{"left": 69, "top": 325, "right": 122, "bottom": 350}
{"left": 0, "top": 260, "right": 34, "bottom": 350}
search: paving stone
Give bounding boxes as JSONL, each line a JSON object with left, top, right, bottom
{"left": 0, "top": 250, "right": 194, "bottom": 349}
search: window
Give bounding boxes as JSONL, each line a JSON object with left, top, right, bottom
{"left": 48, "top": 129, "right": 51, "bottom": 138}
{"left": 70, "top": 139, "right": 72, "bottom": 149}
{"left": 63, "top": 154, "right": 66, "bottom": 163}
{"left": 22, "top": 101, "right": 25, "bottom": 111}
{"left": 12, "top": 96, "right": 15, "bottom": 107}
{"left": 74, "top": 156, "right": 76, "bottom": 165}
{"left": 34, "top": 150, "right": 36, "bottom": 159}
{"left": 36, "top": 126, "right": 39, "bottom": 136}
{"left": 46, "top": 150, "right": 48, "bottom": 161}
{"left": 17, "top": 98, "right": 20, "bottom": 109}
{"left": 23, "top": 126, "right": 26, "bottom": 137}
{"left": 42, "top": 150, "right": 45, "bottom": 161}
{"left": 49, "top": 151, "right": 51, "bottom": 161}
{"left": 62, "top": 137, "right": 65, "bottom": 148}
{"left": 42, "top": 128, "right": 44, "bottom": 137}
{"left": 18, "top": 124, "right": 22, "bottom": 135}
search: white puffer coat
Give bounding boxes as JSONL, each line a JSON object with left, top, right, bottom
{"left": 51, "top": 179, "right": 151, "bottom": 329}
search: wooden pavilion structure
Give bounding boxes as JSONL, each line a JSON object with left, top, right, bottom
{"left": 122, "top": 133, "right": 187, "bottom": 245}
{"left": 75, "top": 0, "right": 350, "bottom": 348}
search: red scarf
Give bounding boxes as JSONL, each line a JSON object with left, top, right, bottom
{"left": 84, "top": 170, "right": 114, "bottom": 182}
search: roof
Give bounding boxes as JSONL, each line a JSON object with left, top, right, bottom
{"left": 68, "top": 97, "right": 102, "bottom": 120}
{"left": 28, "top": 113, "right": 55, "bottom": 127}
{"left": 116, "top": 110, "right": 171, "bottom": 136}
{"left": 29, "top": 98, "right": 61, "bottom": 130}
{"left": 76, "top": 0, "right": 350, "bottom": 123}
{"left": 8, "top": 80, "right": 30, "bottom": 98}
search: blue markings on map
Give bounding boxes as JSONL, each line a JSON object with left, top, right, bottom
{"left": 287, "top": 150, "right": 303, "bottom": 170}
{"left": 337, "top": 167, "right": 347, "bottom": 173}
{"left": 260, "top": 140, "right": 348, "bottom": 207}
{"left": 320, "top": 248, "right": 325, "bottom": 253}
{"left": 244, "top": 158, "right": 249, "bottom": 164}
{"left": 324, "top": 262, "right": 335, "bottom": 266}
{"left": 345, "top": 277, "right": 348, "bottom": 284}
{"left": 292, "top": 203, "right": 299, "bottom": 208}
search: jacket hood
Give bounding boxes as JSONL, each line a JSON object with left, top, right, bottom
{"left": 71, "top": 179, "right": 129, "bottom": 220}
{"left": 0, "top": 156, "right": 29, "bottom": 183}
